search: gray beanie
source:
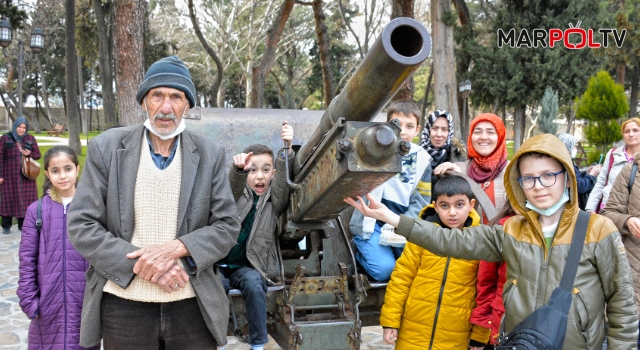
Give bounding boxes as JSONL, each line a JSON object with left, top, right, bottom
{"left": 557, "top": 133, "right": 578, "bottom": 153}
{"left": 136, "top": 55, "right": 196, "bottom": 108}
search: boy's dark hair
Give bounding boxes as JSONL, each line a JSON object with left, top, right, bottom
{"left": 387, "top": 100, "right": 421, "bottom": 124}
{"left": 432, "top": 175, "right": 475, "bottom": 202}
{"left": 243, "top": 144, "right": 274, "bottom": 160}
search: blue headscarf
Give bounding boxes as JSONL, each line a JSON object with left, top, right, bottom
{"left": 11, "top": 116, "right": 28, "bottom": 142}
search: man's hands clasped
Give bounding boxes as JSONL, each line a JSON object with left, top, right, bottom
{"left": 126, "top": 239, "right": 190, "bottom": 293}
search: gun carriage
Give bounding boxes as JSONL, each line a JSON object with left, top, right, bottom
{"left": 186, "top": 17, "right": 431, "bottom": 349}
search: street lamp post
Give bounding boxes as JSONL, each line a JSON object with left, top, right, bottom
{"left": 0, "top": 20, "right": 44, "bottom": 118}
{"left": 459, "top": 80, "right": 472, "bottom": 140}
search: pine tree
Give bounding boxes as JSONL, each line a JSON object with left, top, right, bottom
{"left": 537, "top": 86, "right": 558, "bottom": 135}
{"left": 577, "top": 70, "right": 628, "bottom": 152}
{"left": 576, "top": 70, "right": 628, "bottom": 121}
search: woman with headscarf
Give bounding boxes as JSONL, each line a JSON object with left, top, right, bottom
{"left": 434, "top": 113, "right": 509, "bottom": 349}
{"left": 556, "top": 133, "right": 601, "bottom": 210}
{"left": 434, "top": 113, "right": 508, "bottom": 222}
{"left": 0, "top": 117, "right": 41, "bottom": 234}
{"left": 419, "top": 109, "right": 467, "bottom": 172}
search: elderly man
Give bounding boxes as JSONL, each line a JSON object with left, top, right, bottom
{"left": 68, "top": 56, "right": 240, "bottom": 349}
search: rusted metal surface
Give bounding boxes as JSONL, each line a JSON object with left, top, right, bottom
{"left": 290, "top": 120, "right": 406, "bottom": 222}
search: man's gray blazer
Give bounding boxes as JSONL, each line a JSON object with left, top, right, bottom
{"left": 68, "top": 124, "right": 240, "bottom": 347}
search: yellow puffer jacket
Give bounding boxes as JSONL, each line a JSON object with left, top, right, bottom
{"left": 380, "top": 204, "right": 489, "bottom": 349}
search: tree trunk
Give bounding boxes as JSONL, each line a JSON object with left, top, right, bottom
{"left": 419, "top": 60, "right": 434, "bottom": 133}
{"left": 513, "top": 105, "right": 526, "bottom": 154}
{"left": 77, "top": 56, "right": 87, "bottom": 134}
{"left": 93, "top": 0, "right": 117, "bottom": 128}
{"left": 629, "top": 66, "right": 639, "bottom": 118}
{"left": 36, "top": 56, "right": 56, "bottom": 126}
{"left": 245, "top": 61, "right": 253, "bottom": 108}
{"left": 311, "top": 0, "right": 335, "bottom": 108}
{"left": 616, "top": 63, "right": 626, "bottom": 85}
{"left": 114, "top": 0, "right": 145, "bottom": 125}
{"left": 188, "top": 0, "right": 223, "bottom": 107}
{"left": 566, "top": 101, "right": 575, "bottom": 135}
{"left": 432, "top": 0, "right": 461, "bottom": 139}
{"left": 0, "top": 87, "right": 16, "bottom": 123}
{"left": 391, "top": 0, "right": 415, "bottom": 101}
{"left": 249, "top": 0, "right": 295, "bottom": 108}
{"left": 66, "top": 0, "right": 81, "bottom": 154}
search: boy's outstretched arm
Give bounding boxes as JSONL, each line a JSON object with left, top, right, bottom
{"left": 344, "top": 194, "right": 400, "bottom": 227}
{"left": 346, "top": 194, "right": 504, "bottom": 262}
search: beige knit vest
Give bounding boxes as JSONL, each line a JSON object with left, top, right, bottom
{"left": 103, "top": 134, "right": 196, "bottom": 302}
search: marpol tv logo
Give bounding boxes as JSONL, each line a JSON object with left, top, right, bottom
{"left": 497, "top": 21, "right": 626, "bottom": 49}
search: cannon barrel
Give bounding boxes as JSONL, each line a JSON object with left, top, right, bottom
{"left": 295, "top": 17, "right": 431, "bottom": 169}
{"left": 289, "top": 17, "right": 431, "bottom": 223}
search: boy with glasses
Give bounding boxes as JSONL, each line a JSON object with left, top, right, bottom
{"left": 346, "top": 134, "right": 638, "bottom": 349}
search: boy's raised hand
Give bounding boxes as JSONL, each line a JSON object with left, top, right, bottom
{"left": 282, "top": 121, "right": 293, "bottom": 142}
{"left": 344, "top": 194, "right": 400, "bottom": 228}
{"left": 233, "top": 152, "right": 254, "bottom": 171}
{"left": 282, "top": 121, "right": 294, "bottom": 154}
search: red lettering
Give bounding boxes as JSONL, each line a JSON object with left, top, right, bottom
{"left": 587, "top": 29, "right": 601, "bottom": 48}
{"left": 549, "top": 29, "right": 563, "bottom": 48}
{"left": 564, "top": 28, "right": 586, "bottom": 49}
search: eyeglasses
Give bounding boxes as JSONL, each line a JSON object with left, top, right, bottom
{"left": 517, "top": 170, "right": 565, "bottom": 190}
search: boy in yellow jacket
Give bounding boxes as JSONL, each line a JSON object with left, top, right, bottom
{"left": 381, "top": 175, "right": 489, "bottom": 349}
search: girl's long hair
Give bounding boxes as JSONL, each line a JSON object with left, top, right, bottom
{"left": 42, "top": 146, "right": 79, "bottom": 195}
{"left": 488, "top": 201, "right": 516, "bottom": 227}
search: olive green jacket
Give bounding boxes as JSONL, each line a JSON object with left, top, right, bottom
{"left": 394, "top": 134, "right": 638, "bottom": 349}
{"left": 228, "top": 149, "right": 293, "bottom": 284}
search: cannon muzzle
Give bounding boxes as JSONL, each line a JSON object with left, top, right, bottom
{"left": 296, "top": 17, "right": 431, "bottom": 169}
{"left": 289, "top": 17, "right": 431, "bottom": 223}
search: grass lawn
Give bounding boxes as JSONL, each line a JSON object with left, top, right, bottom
{"left": 33, "top": 131, "right": 103, "bottom": 139}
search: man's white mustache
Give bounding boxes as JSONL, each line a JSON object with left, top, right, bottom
{"left": 153, "top": 112, "right": 176, "bottom": 120}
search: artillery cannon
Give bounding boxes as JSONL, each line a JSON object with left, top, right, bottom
{"left": 186, "top": 17, "right": 431, "bottom": 350}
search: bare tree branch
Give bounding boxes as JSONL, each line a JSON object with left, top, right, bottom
{"left": 337, "top": 0, "right": 364, "bottom": 59}
{"left": 188, "top": 0, "right": 224, "bottom": 107}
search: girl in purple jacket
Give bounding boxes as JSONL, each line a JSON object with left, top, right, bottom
{"left": 17, "top": 146, "right": 97, "bottom": 350}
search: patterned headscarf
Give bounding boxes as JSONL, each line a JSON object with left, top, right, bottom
{"left": 467, "top": 113, "right": 508, "bottom": 183}
{"left": 420, "top": 110, "right": 454, "bottom": 169}
{"left": 11, "top": 116, "right": 28, "bottom": 143}
{"left": 556, "top": 133, "right": 578, "bottom": 154}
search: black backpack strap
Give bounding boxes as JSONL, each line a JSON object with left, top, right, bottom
{"left": 559, "top": 211, "right": 590, "bottom": 291}
{"left": 629, "top": 163, "right": 638, "bottom": 194}
{"left": 36, "top": 198, "right": 42, "bottom": 235}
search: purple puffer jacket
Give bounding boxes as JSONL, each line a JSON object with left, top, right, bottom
{"left": 17, "top": 194, "right": 98, "bottom": 350}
